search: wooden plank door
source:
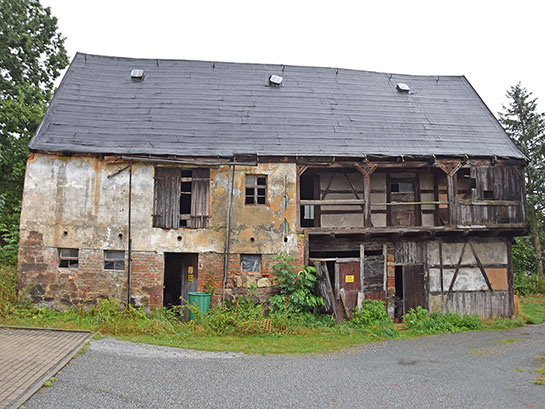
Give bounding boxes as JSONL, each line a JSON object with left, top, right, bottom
{"left": 403, "top": 264, "right": 426, "bottom": 312}
{"left": 335, "top": 259, "right": 360, "bottom": 319}
{"left": 180, "top": 254, "right": 199, "bottom": 304}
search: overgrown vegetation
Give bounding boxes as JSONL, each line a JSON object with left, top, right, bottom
{"left": 269, "top": 254, "right": 324, "bottom": 315}
{"left": 1, "top": 261, "right": 542, "bottom": 354}
{"left": 0, "top": 0, "right": 69, "bottom": 255}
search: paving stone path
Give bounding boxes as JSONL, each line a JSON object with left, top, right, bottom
{"left": 0, "top": 327, "right": 93, "bottom": 409}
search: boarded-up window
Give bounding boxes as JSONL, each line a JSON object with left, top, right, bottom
{"left": 153, "top": 167, "right": 210, "bottom": 229}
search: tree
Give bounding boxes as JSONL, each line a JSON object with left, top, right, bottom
{"left": 0, "top": 0, "right": 68, "bottom": 263}
{"left": 499, "top": 84, "right": 545, "bottom": 278}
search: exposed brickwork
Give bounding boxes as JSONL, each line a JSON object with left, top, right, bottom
{"left": 17, "top": 236, "right": 164, "bottom": 309}
{"left": 18, "top": 231, "right": 305, "bottom": 310}
{"left": 130, "top": 252, "right": 163, "bottom": 306}
{"left": 198, "top": 240, "right": 305, "bottom": 306}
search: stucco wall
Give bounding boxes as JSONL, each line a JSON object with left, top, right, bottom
{"left": 18, "top": 153, "right": 300, "bottom": 308}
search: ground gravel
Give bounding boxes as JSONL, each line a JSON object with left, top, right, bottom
{"left": 25, "top": 324, "right": 545, "bottom": 409}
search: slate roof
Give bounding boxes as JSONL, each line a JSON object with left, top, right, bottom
{"left": 29, "top": 53, "right": 524, "bottom": 159}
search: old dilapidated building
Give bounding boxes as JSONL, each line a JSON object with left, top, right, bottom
{"left": 18, "top": 53, "right": 527, "bottom": 318}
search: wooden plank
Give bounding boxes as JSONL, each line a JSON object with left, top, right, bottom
{"left": 314, "top": 261, "right": 335, "bottom": 315}
{"left": 334, "top": 263, "right": 340, "bottom": 300}
{"left": 360, "top": 243, "right": 365, "bottom": 298}
{"left": 300, "top": 199, "right": 365, "bottom": 205}
{"left": 339, "top": 288, "right": 352, "bottom": 319}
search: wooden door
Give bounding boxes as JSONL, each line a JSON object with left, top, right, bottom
{"left": 180, "top": 253, "right": 199, "bottom": 304}
{"left": 403, "top": 264, "right": 426, "bottom": 312}
{"left": 335, "top": 259, "right": 360, "bottom": 319}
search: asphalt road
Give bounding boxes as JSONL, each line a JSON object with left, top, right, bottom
{"left": 25, "top": 324, "right": 545, "bottom": 409}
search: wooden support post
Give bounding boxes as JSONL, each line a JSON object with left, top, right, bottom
{"left": 359, "top": 243, "right": 365, "bottom": 309}
{"left": 436, "top": 161, "right": 462, "bottom": 227}
{"left": 355, "top": 163, "right": 378, "bottom": 228}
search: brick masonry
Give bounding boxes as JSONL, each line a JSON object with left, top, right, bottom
{"left": 17, "top": 232, "right": 306, "bottom": 310}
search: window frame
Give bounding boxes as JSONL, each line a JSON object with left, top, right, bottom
{"left": 241, "top": 254, "right": 262, "bottom": 273}
{"left": 58, "top": 248, "right": 79, "bottom": 269}
{"left": 104, "top": 250, "right": 125, "bottom": 271}
{"left": 245, "top": 174, "right": 267, "bottom": 206}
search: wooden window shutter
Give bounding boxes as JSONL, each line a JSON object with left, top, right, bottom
{"left": 153, "top": 167, "right": 181, "bottom": 229}
{"left": 191, "top": 168, "right": 210, "bottom": 228}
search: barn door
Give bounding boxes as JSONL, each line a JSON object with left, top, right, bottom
{"left": 402, "top": 264, "right": 426, "bottom": 312}
{"left": 335, "top": 258, "right": 360, "bottom": 319}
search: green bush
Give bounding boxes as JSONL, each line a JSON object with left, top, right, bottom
{"left": 351, "top": 299, "right": 391, "bottom": 328}
{"left": 514, "top": 274, "right": 545, "bottom": 296}
{"left": 403, "top": 306, "right": 482, "bottom": 334}
{"left": 269, "top": 254, "right": 324, "bottom": 314}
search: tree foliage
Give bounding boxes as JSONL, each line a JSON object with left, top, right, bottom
{"left": 499, "top": 83, "right": 545, "bottom": 279}
{"left": 0, "top": 0, "right": 68, "bottom": 264}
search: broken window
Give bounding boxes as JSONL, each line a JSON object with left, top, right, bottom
{"left": 456, "top": 168, "right": 477, "bottom": 200}
{"left": 104, "top": 250, "right": 125, "bottom": 271}
{"left": 58, "top": 248, "right": 78, "bottom": 268}
{"left": 153, "top": 167, "right": 210, "bottom": 229}
{"left": 245, "top": 175, "right": 267, "bottom": 205}
{"left": 390, "top": 182, "right": 414, "bottom": 193}
{"left": 241, "top": 254, "right": 261, "bottom": 272}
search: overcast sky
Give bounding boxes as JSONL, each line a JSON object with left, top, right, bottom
{"left": 42, "top": 0, "right": 544, "bottom": 117}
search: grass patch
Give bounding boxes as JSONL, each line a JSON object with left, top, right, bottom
{"left": 535, "top": 355, "right": 545, "bottom": 385}
{"left": 491, "top": 337, "right": 519, "bottom": 344}
{"left": 514, "top": 368, "right": 525, "bottom": 373}
{"left": 520, "top": 296, "right": 545, "bottom": 324}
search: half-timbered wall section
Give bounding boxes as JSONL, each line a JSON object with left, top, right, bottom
{"left": 298, "top": 158, "right": 526, "bottom": 233}
{"left": 302, "top": 158, "right": 525, "bottom": 319}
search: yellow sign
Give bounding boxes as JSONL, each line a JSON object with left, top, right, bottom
{"left": 188, "top": 266, "right": 194, "bottom": 273}
{"left": 188, "top": 274, "right": 194, "bottom": 282}
{"left": 345, "top": 275, "right": 354, "bottom": 283}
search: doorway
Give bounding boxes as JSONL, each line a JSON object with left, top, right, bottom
{"left": 394, "top": 264, "right": 426, "bottom": 319}
{"left": 163, "top": 253, "right": 198, "bottom": 307}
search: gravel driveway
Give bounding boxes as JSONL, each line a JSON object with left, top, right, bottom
{"left": 25, "top": 324, "right": 545, "bottom": 409}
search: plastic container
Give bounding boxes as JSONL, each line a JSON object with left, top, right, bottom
{"left": 187, "top": 292, "right": 211, "bottom": 320}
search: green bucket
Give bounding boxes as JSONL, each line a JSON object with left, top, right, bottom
{"left": 187, "top": 292, "right": 211, "bottom": 320}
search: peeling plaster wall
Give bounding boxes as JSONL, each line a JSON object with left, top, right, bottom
{"left": 18, "top": 153, "right": 299, "bottom": 308}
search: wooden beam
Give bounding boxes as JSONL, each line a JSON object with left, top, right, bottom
{"left": 469, "top": 241, "right": 493, "bottom": 292}
{"left": 446, "top": 241, "right": 467, "bottom": 298}
{"left": 300, "top": 199, "right": 365, "bottom": 205}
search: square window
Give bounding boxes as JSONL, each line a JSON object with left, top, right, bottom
{"left": 245, "top": 175, "right": 267, "bottom": 205}
{"left": 241, "top": 254, "right": 261, "bottom": 273}
{"left": 59, "top": 248, "right": 78, "bottom": 268}
{"left": 104, "top": 250, "right": 125, "bottom": 271}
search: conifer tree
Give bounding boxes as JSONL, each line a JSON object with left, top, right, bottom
{"left": 499, "top": 83, "right": 545, "bottom": 277}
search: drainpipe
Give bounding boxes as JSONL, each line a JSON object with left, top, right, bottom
{"left": 222, "top": 164, "right": 236, "bottom": 303}
{"left": 127, "top": 160, "right": 133, "bottom": 306}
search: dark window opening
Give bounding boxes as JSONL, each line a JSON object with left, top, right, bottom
{"left": 394, "top": 266, "right": 404, "bottom": 319}
{"left": 241, "top": 254, "right": 261, "bottom": 272}
{"left": 153, "top": 167, "right": 210, "bottom": 229}
{"left": 457, "top": 169, "right": 477, "bottom": 199}
{"left": 104, "top": 250, "right": 125, "bottom": 271}
{"left": 245, "top": 175, "right": 267, "bottom": 205}
{"left": 483, "top": 190, "right": 494, "bottom": 199}
{"left": 390, "top": 182, "right": 414, "bottom": 193}
{"left": 300, "top": 173, "right": 318, "bottom": 227}
{"left": 59, "top": 248, "right": 78, "bottom": 268}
